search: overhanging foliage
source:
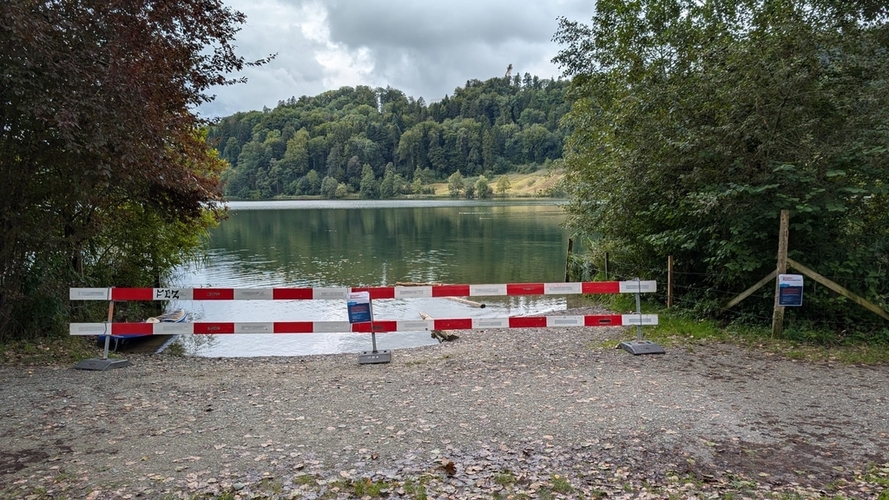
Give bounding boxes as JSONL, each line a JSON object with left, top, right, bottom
{"left": 554, "top": 0, "right": 889, "bottom": 331}
{"left": 0, "top": 1, "right": 267, "bottom": 341}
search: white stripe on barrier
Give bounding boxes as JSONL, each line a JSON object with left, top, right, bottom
{"left": 70, "top": 323, "right": 108, "bottom": 335}
{"left": 236, "top": 322, "right": 274, "bottom": 334}
{"left": 619, "top": 281, "right": 657, "bottom": 293}
{"left": 314, "top": 287, "right": 349, "bottom": 300}
{"left": 397, "top": 320, "right": 435, "bottom": 331}
{"left": 235, "top": 288, "right": 273, "bottom": 300}
{"left": 152, "top": 323, "right": 192, "bottom": 335}
{"left": 312, "top": 321, "right": 352, "bottom": 333}
{"left": 544, "top": 282, "right": 582, "bottom": 295}
{"left": 394, "top": 286, "right": 432, "bottom": 298}
{"left": 469, "top": 284, "right": 508, "bottom": 296}
{"left": 70, "top": 288, "right": 110, "bottom": 300}
{"left": 546, "top": 315, "right": 585, "bottom": 327}
{"left": 472, "top": 317, "right": 510, "bottom": 329}
{"left": 154, "top": 288, "right": 194, "bottom": 300}
{"left": 621, "top": 314, "right": 659, "bottom": 326}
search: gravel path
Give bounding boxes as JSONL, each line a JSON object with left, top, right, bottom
{"left": 1, "top": 308, "right": 888, "bottom": 499}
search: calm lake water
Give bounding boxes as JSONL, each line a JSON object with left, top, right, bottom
{"left": 173, "top": 199, "right": 570, "bottom": 357}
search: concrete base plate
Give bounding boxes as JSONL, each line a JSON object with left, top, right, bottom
{"left": 618, "top": 340, "right": 665, "bottom": 355}
{"left": 358, "top": 350, "right": 391, "bottom": 364}
{"left": 74, "top": 358, "right": 132, "bottom": 371}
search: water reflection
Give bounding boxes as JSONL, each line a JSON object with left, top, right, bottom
{"left": 175, "top": 200, "right": 569, "bottom": 357}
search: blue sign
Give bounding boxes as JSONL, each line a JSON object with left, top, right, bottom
{"left": 778, "top": 274, "right": 804, "bottom": 307}
{"left": 347, "top": 291, "right": 373, "bottom": 323}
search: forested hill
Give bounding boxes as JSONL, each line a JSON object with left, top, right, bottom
{"left": 208, "top": 74, "right": 569, "bottom": 199}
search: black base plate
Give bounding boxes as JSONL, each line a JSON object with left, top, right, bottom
{"left": 618, "top": 340, "right": 665, "bottom": 355}
{"left": 74, "top": 358, "right": 132, "bottom": 371}
{"left": 358, "top": 350, "right": 392, "bottom": 364}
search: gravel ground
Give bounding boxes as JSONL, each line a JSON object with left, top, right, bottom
{"left": 1, "top": 307, "right": 888, "bottom": 499}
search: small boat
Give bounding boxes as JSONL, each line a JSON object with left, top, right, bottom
{"left": 97, "top": 309, "right": 188, "bottom": 350}
{"left": 145, "top": 309, "right": 188, "bottom": 324}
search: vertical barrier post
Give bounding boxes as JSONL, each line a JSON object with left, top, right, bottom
{"left": 101, "top": 299, "right": 114, "bottom": 360}
{"left": 74, "top": 288, "right": 132, "bottom": 370}
{"left": 350, "top": 292, "right": 390, "bottom": 365}
{"left": 618, "top": 278, "right": 665, "bottom": 355}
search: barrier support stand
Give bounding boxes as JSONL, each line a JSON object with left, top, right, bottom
{"left": 618, "top": 278, "right": 665, "bottom": 355}
{"left": 75, "top": 297, "right": 132, "bottom": 371}
{"left": 359, "top": 322, "right": 392, "bottom": 364}
{"left": 355, "top": 288, "right": 392, "bottom": 366}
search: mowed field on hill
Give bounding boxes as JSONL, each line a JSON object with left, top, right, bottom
{"left": 426, "top": 168, "right": 565, "bottom": 198}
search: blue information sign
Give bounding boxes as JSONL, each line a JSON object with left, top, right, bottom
{"left": 778, "top": 274, "right": 804, "bottom": 307}
{"left": 347, "top": 291, "right": 373, "bottom": 323}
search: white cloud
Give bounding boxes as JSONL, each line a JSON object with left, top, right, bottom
{"left": 198, "top": 0, "right": 593, "bottom": 117}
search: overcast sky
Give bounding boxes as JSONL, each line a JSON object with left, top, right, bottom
{"left": 197, "top": 0, "right": 594, "bottom": 118}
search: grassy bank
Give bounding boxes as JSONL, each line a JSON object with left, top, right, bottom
{"left": 583, "top": 293, "right": 889, "bottom": 365}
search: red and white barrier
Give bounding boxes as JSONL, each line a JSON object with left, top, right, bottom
{"left": 70, "top": 313, "right": 659, "bottom": 336}
{"left": 70, "top": 280, "right": 657, "bottom": 301}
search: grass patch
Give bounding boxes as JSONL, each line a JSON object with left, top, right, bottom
{"left": 293, "top": 474, "right": 317, "bottom": 485}
{"left": 351, "top": 477, "right": 391, "bottom": 497}
{"left": 402, "top": 478, "right": 428, "bottom": 500}
{"left": 573, "top": 293, "right": 889, "bottom": 365}
{"left": 493, "top": 470, "right": 516, "bottom": 486}
{"left": 0, "top": 335, "right": 102, "bottom": 366}
{"left": 550, "top": 474, "right": 573, "bottom": 494}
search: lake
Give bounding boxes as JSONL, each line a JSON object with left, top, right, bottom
{"left": 173, "top": 199, "right": 570, "bottom": 357}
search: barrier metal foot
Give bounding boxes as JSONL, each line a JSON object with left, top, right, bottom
{"left": 74, "top": 358, "right": 132, "bottom": 371}
{"left": 358, "top": 350, "right": 391, "bottom": 364}
{"left": 618, "top": 340, "right": 665, "bottom": 355}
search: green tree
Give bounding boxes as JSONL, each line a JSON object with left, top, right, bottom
{"left": 320, "top": 176, "right": 339, "bottom": 199}
{"left": 379, "top": 166, "right": 397, "bottom": 199}
{"left": 0, "top": 0, "right": 268, "bottom": 341}
{"left": 463, "top": 179, "right": 477, "bottom": 199}
{"left": 447, "top": 171, "right": 465, "bottom": 198}
{"left": 554, "top": 0, "right": 889, "bottom": 327}
{"left": 305, "top": 170, "right": 322, "bottom": 195}
{"left": 496, "top": 175, "right": 511, "bottom": 197}
{"left": 476, "top": 175, "right": 493, "bottom": 199}
{"left": 359, "top": 165, "right": 380, "bottom": 199}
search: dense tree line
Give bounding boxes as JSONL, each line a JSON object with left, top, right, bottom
{"left": 0, "top": 0, "right": 264, "bottom": 341}
{"left": 555, "top": 0, "right": 889, "bottom": 334}
{"left": 207, "top": 75, "right": 569, "bottom": 199}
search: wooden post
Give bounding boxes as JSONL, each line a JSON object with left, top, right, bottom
{"left": 564, "top": 238, "right": 574, "bottom": 282}
{"left": 771, "top": 210, "right": 790, "bottom": 338}
{"left": 604, "top": 252, "right": 609, "bottom": 280}
{"left": 667, "top": 255, "right": 673, "bottom": 308}
{"left": 787, "top": 258, "right": 889, "bottom": 322}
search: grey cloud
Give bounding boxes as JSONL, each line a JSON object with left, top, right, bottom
{"left": 198, "top": 0, "right": 593, "bottom": 117}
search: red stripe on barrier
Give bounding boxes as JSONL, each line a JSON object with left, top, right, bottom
{"left": 273, "top": 322, "right": 315, "bottom": 333}
{"left": 507, "top": 283, "right": 545, "bottom": 296}
{"left": 582, "top": 282, "right": 620, "bottom": 294}
{"left": 111, "top": 288, "right": 154, "bottom": 301}
{"left": 351, "top": 320, "right": 397, "bottom": 333}
{"left": 111, "top": 322, "right": 154, "bottom": 335}
{"left": 433, "top": 318, "right": 473, "bottom": 330}
{"left": 272, "top": 288, "right": 314, "bottom": 300}
{"left": 585, "top": 315, "right": 622, "bottom": 326}
{"left": 353, "top": 287, "right": 396, "bottom": 300}
{"left": 193, "top": 288, "right": 235, "bottom": 300}
{"left": 194, "top": 322, "right": 235, "bottom": 334}
{"left": 509, "top": 317, "right": 547, "bottom": 328}
{"left": 432, "top": 284, "right": 471, "bottom": 297}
